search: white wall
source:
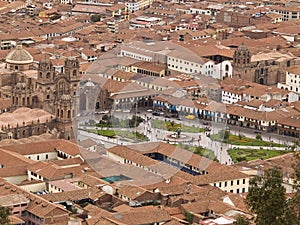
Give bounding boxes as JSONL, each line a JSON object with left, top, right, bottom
{"left": 19, "top": 182, "right": 47, "bottom": 193}
{"left": 211, "top": 177, "right": 249, "bottom": 194}
{"left": 25, "top": 152, "right": 57, "bottom": 161}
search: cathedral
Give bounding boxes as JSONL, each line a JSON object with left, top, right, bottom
{"left": 0, "top": 45, "right": 81, "bottom": 140}
{"left": 232, "top": 45, "right": 298, "bottom": 85}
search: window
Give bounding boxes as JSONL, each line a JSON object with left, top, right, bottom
{"left": 243, "top": 179, "right": 245, "bottom": 184}
{"left": 37, "top": 155, "right": 39, "bottom": 160}
{"left": 225, "top": 64, "right": 229, "bottom": 71}
{"left": 237, "top": 189, "right": 240, "bottom": 194}
{"left": 46, "top": 154, "right": 48, "bottom": 160}
{"left": 242, "top": 188, "right": 246, "bottom": 193}
{"left": 231, "top": 180, "right": 233, "bottom": 186}
{"left": 225, "top": 181, "right": 227, "bottom": 187}
{"left": 237, "top": 180, "right": 240, "bottom": 185}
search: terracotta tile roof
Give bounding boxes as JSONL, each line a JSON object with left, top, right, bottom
{"left": 224, "top": 193, "right": 247, "bottom": 212}
{"left": 51, "top": 157, "right": 84, "bottom": 167}
{"left": 1, "top": 140, "right": 58, "bottom": 155}
{"left": 78, "top": 138, "right": 97, "bottom": 149}
{"left": 1, "top": 139, "right": 81, "bottom": 157}
{"left": 277, "top": 115, "right": 300, "bottom": 128}
{"left": 9, "top": 215, "right": 25, "bottom": 225}
{"left": 126, "top": 142, "right": 220, "bottom": 172}
{"left": 262, "top": 99, "right": 284, "bottom": 108}
{"left": 181, "top": 199, "right": 236, "bottom": 215}
{"left": 27, "top": 160, "right": 88, "bottom": 180}
{"left": 80, "top": 174, "right": 111, "bottom": 187}
{"left": 227, "top": 105, "right": 300, "bottom": 122}
{"left": 0, "top": 107, "right": 54, "bottom": 130}
{"left": 0, "top": 166, "right": 28, "bottom": 178}
{"left": 0, "top": 193, "right": 29, "bottom": 207}
{"left": 103, "top": 206, "right": 172, "bottom": 225}
{"left": 86, "top": 217, "right": 116, "bottom": 225}
{"left": 42, "top": 187, "right": 106, "bottom": 202}
{"left": 0, "top": 178, "right": 69, "bottom": 219}
{"left": 236, "top": 152, "right": 298, "bottom": 178}
{"left": 112, "top": 204, "right": 132, "bottom": 212}
{"left": 117, "top": 185, "right": 148, "bottom": 200}
{"left": 111, "top": 71, "right": 136, "bottom": 81}
{"left": 0, "top": 148, "right": 34, "bottom": 167}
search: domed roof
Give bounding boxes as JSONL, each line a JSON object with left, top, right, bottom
{"left": 6, "top": 45, "right": 33, "bottom": 65}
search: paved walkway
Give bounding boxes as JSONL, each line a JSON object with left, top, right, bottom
{"left": 78, "top": 115, "right": 294, "bottom": 166}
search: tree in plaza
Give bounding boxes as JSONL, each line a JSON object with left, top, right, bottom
{"left": 220, "top": 130, "right": 230, "bottom": 140}
{"left": 255, "top": 134, "right": 262, "bottom": 141}
{"left": 245, "top": 167, "right": 291, "bottom": 225}
{"left": 90, "top": 14, "right": 101, "bottom": 22}
{"left": 233, "top": 216, "right": 250, "bottom": 225}
{"left": 0, "top": 205, "right": 11, "bottom": 225}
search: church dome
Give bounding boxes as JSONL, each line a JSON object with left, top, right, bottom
{"left": 6, "top": 45, "right": 33, "bottom": 65}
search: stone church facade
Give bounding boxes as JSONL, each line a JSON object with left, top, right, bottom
{"left": 232, "top": 45, "right": 298, "bottom": 85}
{"left": 0, "top": 46, "right": 80, "bottom": 140}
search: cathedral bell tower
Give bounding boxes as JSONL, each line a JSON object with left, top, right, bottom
{"left": 64, "top": 57, "right": 80, "bottom": 82}
{"left": 38, "top": 57, "right": 55, "bottom": 84}
{"left": 232, "top": 44, "right": 251, "bottom": 79}
{"left": 54, "top": 78, "right": 74, "bottom": 140}
{"left": 36, "top": 57, "right": 56, "bottom": 110}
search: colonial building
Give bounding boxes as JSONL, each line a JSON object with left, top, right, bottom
{"left": 232, "top": 45, "right": 298, "bottom": 85}
{"left": 0, "top": 46, "right": 81, "bottom": 140}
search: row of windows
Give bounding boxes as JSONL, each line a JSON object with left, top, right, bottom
{"left": 290, "top": 86, "right": 299, "bottom": 92}
{"left": 168, "top": 64, "right": 198, "bottom": 73}
{"left": 30, "top": 171, "right": 42, "bottom": 180}
{"left": 289, "top": 79, "right": 300, "bottom": 84}
{"left": 121, "top": 51, "right": 151, "bottom": 62}
{"left": 28, "top": 154, "right": 48, "bottom": 160}
{"left": 214, "top": 178, "right": 246, "bottom": 188}
{"left": 168, "top": 57, "right": 201, "bottom": 67}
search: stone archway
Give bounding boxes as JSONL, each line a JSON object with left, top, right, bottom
{"left": 259, "top": 78, "right": 264, "bottom": 85}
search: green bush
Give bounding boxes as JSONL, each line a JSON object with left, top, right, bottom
{"left": 236, "top": 156, "right": 246, "bottom": 162}
{"left": 90, "top": 14, "right": 101, "bottom": 22}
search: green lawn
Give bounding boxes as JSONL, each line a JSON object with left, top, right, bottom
{"left": 152, "top": 119, "right": 205, "bottom": 133}
{"left": 96, "top": 115, "right": 144, "bottom": 128}
{"left": 228, "top": 148, "right": 292, "bottom": 163}
{"left": 211, "top": 132, "right": 285, "bottom": 147}
{"left": 88, "top": 129, "right": 149, "bottom": 141}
